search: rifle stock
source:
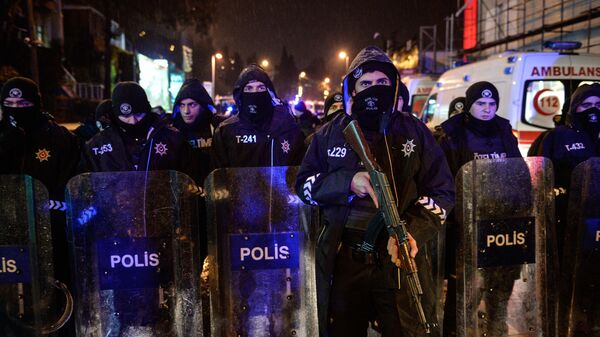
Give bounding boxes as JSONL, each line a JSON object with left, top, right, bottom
{"left": 342, "top": 120, "right": 432, "bottom": 334}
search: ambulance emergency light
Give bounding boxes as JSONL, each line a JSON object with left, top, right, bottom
{"left": 543, "top": 41, "right": 582, "bottom": 51}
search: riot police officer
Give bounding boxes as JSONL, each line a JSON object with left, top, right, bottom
{"left": 437, "top": 81, "right": 521, "bottom": 337}
{"left": 81, "top": 81, "right": 193, "bottom": 173}
{"left": 211, "top": 64, "right": 305, "bottom": 168}
{"left": 295, "top": 46, "right": 454, "bottom": 337}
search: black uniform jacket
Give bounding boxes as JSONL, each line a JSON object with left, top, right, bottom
{"left": 295, "top": 111, "right": 455, "bottom": 331}
{"left": 0, "top": 119, "right": 25, "bottom": 174}
{"left": 81, "top": 117, "right": 193, "bottom": 175}
{"left": 437, "top": 113, "right": 522, "bottom": 176}
{"left": 535, "top": 124, "right": 599, "bottom": 189}
{"left": 22, "top": 116, "right": 80, "bottom": 201}
{"left": 210, "top": 106, "right": 305, "bottom": 168}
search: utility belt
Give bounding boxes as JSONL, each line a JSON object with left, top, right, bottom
{"left": 342, "top": 201, "right": 386, "bottom": 265}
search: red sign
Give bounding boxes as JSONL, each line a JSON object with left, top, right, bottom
{"left": 463, "top": 0, "right": 478, "bottom": 50}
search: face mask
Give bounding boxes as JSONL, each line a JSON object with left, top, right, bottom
{"left": 351, "top": 85, "right": 394, "bottom": 132}
{"left": 572, "top": 107, "right": 600, "bottom": 139}
{"left": 465, "top": 112, "right": 497, "bottom": 136}
{"left": 3, "top": 106, "right": 41, "bottom": 131}
{"left": 117, "top": 114, "right": 152, "bottom": 140}
{"left": 241, "top": 91, "right": 274, "bottom": 124}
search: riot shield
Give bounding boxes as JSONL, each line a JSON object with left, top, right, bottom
{"left": 0, "top": 175, "right": 72, "bottom": 336}
{"left": 65, "top": 170, "right": 201, "bottom": 337}
{"left": 205, "top": 166, "right": 318, "bottom": 337}
{"left": 562, "top": 158, "right": 600, "bottom": 337}
{"left": 455, "top": 157, "right": 556, "bottom": 337}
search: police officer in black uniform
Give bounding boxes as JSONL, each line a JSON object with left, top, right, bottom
{"left": 211, "top": 64, "right": 305, "bottom": 168}
{"left": 531, "top": 83, "right": 600, "bottom": 243}
{"left": 295, "top": 46, "right": 454, "bottom": 337}
{"left": 437, "top": 82, "right": 521, "bottom": 337}
{"left": 81, "top": 82, "right": 193, "bottom": 173}
{"left": 1, "top": 77, "right": 80, "bottom": 336}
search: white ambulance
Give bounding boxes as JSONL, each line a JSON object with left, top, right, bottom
{"left": 421, "top": 45, "right": 600, "bottom": 154}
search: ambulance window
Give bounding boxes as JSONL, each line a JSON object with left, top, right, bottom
{"left": 421, "top": 94, "right": 438, "bottom": 123}
{"left": 523, "top": 80, "right": 565, "bottom": 129}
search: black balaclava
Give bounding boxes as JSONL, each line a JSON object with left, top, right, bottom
{"left": 568, "top": 83, "right": 600, "bottom": 139}
{"left": 464, "top": 81, "right": 500, "bottom": 135}
{"left": 0, "top": 77, "right": 43, "bottom": 131}
{"left": 240, "top": 90, "right": 274, "bottom": 125}
{"left": 351, "top": 85, "right": 395, "bottom": 132}
{"left": 111, "top": 82, "right": 153, "bottom": 139}
{"left": 349, "top": 61, "right": 397, "bottom": 133}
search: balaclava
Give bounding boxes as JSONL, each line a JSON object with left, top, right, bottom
{"left": 0, "top": 77, "right": 43, "bottom": 131}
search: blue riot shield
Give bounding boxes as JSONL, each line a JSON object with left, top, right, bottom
{"left": 205, "top": 166, "right": 318, "bottom": 336}
{"left": 0, "top": 175, "right": 72, "bottom": 336}
{"left": 562, "top": 158, "right": 600, "bottom": 337}
{"left": 455, "top": 157, "right": 556, "bottom": 337}
{"left": 65, "top": 171, "right": 202, "bottom": 336}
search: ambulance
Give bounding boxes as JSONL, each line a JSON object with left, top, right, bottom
{"left": 402, "top": 74, "right": 437, "bottom": 120}
{"left": 421, "top": 42, "right": 600, "bottom": 154}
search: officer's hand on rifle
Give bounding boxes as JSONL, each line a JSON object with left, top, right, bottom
{"left": 387, "top": 234, "right": 418, "bottom": 268}
{"left": 351, "top": 171, "right": 379, "bottom": 208}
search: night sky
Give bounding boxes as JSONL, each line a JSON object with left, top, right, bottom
{"left": 212, "top": 0, "right": 456, "bottom": 77}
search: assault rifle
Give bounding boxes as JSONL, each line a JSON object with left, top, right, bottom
{"left": 343, "top": 120, "right": 431, "bottom": 334}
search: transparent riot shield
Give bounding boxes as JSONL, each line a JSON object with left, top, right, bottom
{"left": 0, "top": 175, "right": 72, "bottom": 336}
{"left": 562, "top": 158, "right": 600, "bottom": 337}
{"left": 455, "top": 157, "right": 556, "bottom": 337}
{"left": 430, "top": 223, "right": 446, "bottom": 334}
{"left": 65, "top": 170, "right": 201, "bottom": 337}
{"left": 205, "top": 166, "right": 318, "bottom": 337}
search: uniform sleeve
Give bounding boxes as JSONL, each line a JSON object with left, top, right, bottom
{"left": 404, "top": 124, "right": 455, "bottom": 247}
{"left": 289, "top": 128, "right": 307, "bottom": 166}
{"left": 210, "top": 126, "right": 229, "bottom": 170}
{"left": 295, "top": 132, "right": 359, "bottom": 206}
{"left": 177, "top": 140, "right": 197, "bottom": 180}
{"left": 56, "top": 131, "right": 81, "bottom": 194}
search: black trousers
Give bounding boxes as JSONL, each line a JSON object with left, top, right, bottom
{"left": 328, "top": 243, "right": 431, "bottom": 337}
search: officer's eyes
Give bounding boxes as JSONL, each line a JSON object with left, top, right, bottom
{"left": 359, "top": 81, "right": 371, "bottom": 87}
{"left": 579, "top": 102, "right": 600, "bottom": 109}
{"left": 377, "top": 79, "right": 390, "bottom": 85}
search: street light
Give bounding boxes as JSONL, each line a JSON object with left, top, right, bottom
{"left": 338, "top": 51, "right": 349, "bottom": 70}
{"left": 211, "top": 52, "right": 223, "bottom": 99}
{"left": 261, "top": 59, "right": 269, "bottom": 68}
{"left": 324, "top": 77, "right": 330, "bottom": 84}
{"left": 299, "top": 71, "right": 306, "bottom": 79}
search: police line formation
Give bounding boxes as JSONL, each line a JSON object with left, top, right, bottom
{"left": 0, "top": 46, "right": 599, "bottom": 337}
